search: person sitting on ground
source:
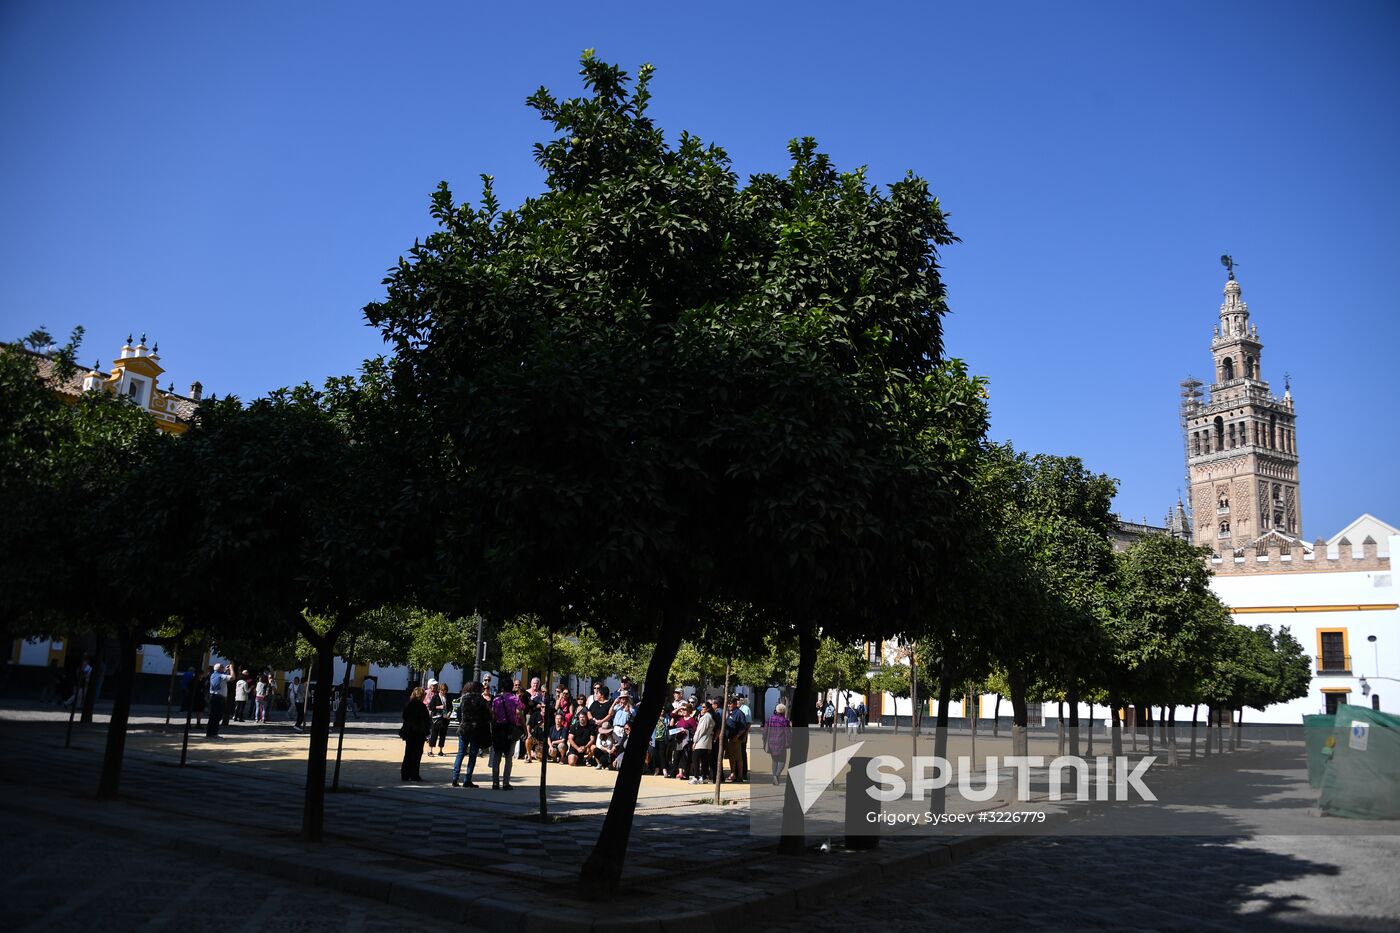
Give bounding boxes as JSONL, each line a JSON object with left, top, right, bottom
{"left": 547, "top": 711, "right": 569, "bottom": 763}
{"left": 567, "top": 709, "right": 595, "bottom": 766}
{"left": 594, "top": 720, "right": 619, "bottom": 770}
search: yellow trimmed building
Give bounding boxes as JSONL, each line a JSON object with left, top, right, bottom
{"left": 31, "top": 334, "right": 203, "bottom": 434}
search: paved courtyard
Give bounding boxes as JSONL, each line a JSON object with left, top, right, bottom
{"left": 3, "top": 703, "right": 1397, "bottom": 931}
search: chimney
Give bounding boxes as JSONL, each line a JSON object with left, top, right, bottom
{"left": 190, "top": 381, "right": 203, "bottom": 401}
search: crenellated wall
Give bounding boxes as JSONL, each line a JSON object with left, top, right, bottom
{"left": 1211, "top": 535, "right": 1390, "bottom": 576}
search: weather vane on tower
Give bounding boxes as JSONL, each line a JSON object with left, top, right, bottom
{"left": 1220, "top": 254, "right": 1238, "bottom": 280}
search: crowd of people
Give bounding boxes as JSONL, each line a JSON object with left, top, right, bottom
{"left": 399, "top": 675, "right": 791, "bottom": 791}
{"left": 148, "top": 660, "right": 821, "bottom": 791}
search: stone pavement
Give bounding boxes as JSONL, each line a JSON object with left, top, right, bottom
{"left": 0, "top": 709, "right": 1009, "bottom": 931}
{"left": 4, "top": 705, "right": 1396, "bottom": 931}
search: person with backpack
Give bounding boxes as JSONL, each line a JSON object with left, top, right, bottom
{"left": 489, "top": 678, "right": 524, "bottom": 790}
{"left": 452, "top": 680, "right": 492, "bottom": 788}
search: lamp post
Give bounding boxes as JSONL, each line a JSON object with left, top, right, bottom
{"left": 1368, "top": 634, "right": 1379, "bottom": 678}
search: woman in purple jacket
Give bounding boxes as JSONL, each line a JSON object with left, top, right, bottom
{"left": 763, "top": 703, "right": 791, "bottom": 783}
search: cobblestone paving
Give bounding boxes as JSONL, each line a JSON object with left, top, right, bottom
{"left": 763, "top": 832, "right": 1400, "bottom": 931}
{"left": 1, "top": 806, "right": 416, "bottom": 933}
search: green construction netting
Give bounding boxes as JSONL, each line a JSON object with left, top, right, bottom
{"left": 1318, "top": 704, "right": 1400, "bottom": 820}
{"left": 1303, "top": 714, "right": 1335, "bottom": 789}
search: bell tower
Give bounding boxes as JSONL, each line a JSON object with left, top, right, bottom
{"left": 1181, "top": 259, "right": 1301, "bottom": 552}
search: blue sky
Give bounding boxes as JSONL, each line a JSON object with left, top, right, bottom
{"left": 3, "top": 2, "right": 1397, "bottom": 538}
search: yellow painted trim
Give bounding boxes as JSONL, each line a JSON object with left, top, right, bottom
{"left": 1316, "top": 627, "right": 1350, "bottom": 675}
{"left": 1320, "top": 687, "right": 1352, "bottom": 694}
{"left": 1231, "top": 604, "right": 1398, "bottom": 614}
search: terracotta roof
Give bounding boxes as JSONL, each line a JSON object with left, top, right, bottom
{"left": 19, "top": 345, "right": 200, "bottom": 428}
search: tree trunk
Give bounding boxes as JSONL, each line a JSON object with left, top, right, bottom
{"left": 1067, "top": 684, "right": 1081, "bottom": 757}
{"left": 331, "top": 635, "right": 358, "bottom": 792}
{"left": 1057, "top": 699, "right": 1066, "bottom": 756}
{"left": 932, "top": 653, "right": 953, "bottom": 817}
{"left": 909, "top": 643, "right": 919, "bottom": 757}
{"left": 1146, "top": 704, "right": 1154, "bottom": 754}
{"left": 968, "top": 682, "right": 978, "bottom": 764}
{"left": 993, "top": 693, "right": 1002, "bottom": 738}
{"left": 1086, "top": 705, "right": 1094, "bottom": 756}
{"left": 97, "top": 627, "right": 139, "bottom": 799}
{"left": 580, "top": 609, "right": 687, "bottom": 893}
{"left": 1190, "top": 704, "right": 1199, "bottom": 760}
{"left": 540, "top": 626, "right": 554, "bottom": 823}
{"left": 1007, "top": 670, "right": 1029, "bottom": 759}
{"left": 1167, "top": 705, "right": 1179, "bottom": 767}
{"left": 713, "top": 658, "right": 732, "bottom": 806}
{"left": 1109, "top": 691, "right": 1123, "bottom": 759}
{"left": 1203, "top": 705, "right": 1213, "bottom": 758}
{"left": 301, "top": 632, "right": 338, "bottom": 841}
{"left": 1235, "top": 707, "right": 1244, "bottom": 749}
{"left": 180, "top": 639, "right": 207, "bottom": 767}
{"left": 1130, "top": 704, "right": 1138, "bottom": 752}
{"left": 778, "top": 625, "right": 819, "bottom": 856}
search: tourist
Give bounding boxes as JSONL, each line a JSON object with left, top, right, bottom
{"left": 489, "top": 678, "right": 524, "bottom": 790}
{"left": 254, "top": 674, "right": 270, "bottom": 723}
{"left": 222, "top": 668, "right": 234, "bottom": 726}
{"left": 547, "top": 711, "right": 569, "bottom": 763}
{"left": 844, "top": 701, "right": 859, "bottom": 737}
{"left": 764, "top": 703, "right": 791, "bottom": 783}
{"left": 690, "top": 699, "right": 716, "bottom": 784}
{"left": 362, "top": 674, "right": 376, "bottom": 713}
{"left": 588, "top": 684, "right": 611, "bottom": 724}
{"left": 427, "top": 681, "right": 450, "bottom": 757}
{"left": 613, "top": 721, "right": 632, "bottom": 769}
{"left": 724, "top": 697, "right": 748, "bottom": 782}
{"left": 567, "top": 708, "right": 595, "bottom": 766}
{"left": 595, "top": 720, "right": 619, "bottom": 769}
{"left": 400, "top": 687, "right": 430, "bottom": 781}
{"left": 205, "top": 664, "right": 229, "bottom": 738}
{"left": 288, "top": 676, "right": 305, "bottom": 731}
{"left": 611, "top": 693, "right": 632, "bottom": 733}
{"left": 233, "top": 670, "right": 250, "bottom": 722}
{"left": 556, "top": 689, "right": 574, "bottom": 727}
{"left": 670, "top": 702, "right": 696, "bottom": 779}
{"left": 452, "top": 680, "right": 492, "bottom": 788}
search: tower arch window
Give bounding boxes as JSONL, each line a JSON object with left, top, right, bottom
{"left": 1192, "top": 432, "right": 1201, "bottom": 456}
{"left": 1269, "top": 413, "right": 1277, "bottom": 449}
{"left": 1245, "top": 356, "right": 1256, "bottom": 379}
{"left": 1222, "top": 357, "right": 1235, "bottom": 381}
{"left": 1213, "top": 416, "right": 1225, "bottom": 452}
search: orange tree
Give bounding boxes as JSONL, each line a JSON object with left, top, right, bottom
{"left": 366, "top": 54, "right": 980, "bottom": 889}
